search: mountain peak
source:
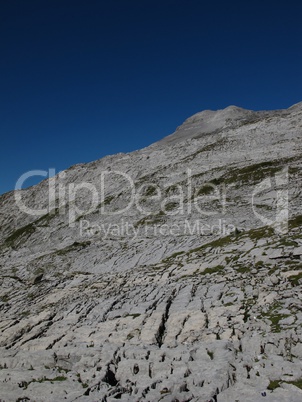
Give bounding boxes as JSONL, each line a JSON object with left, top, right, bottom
{"left": 159, "top": 104, "right": 254, "bottom": 146}
{"left": 158, "top": 102, "right": 302, "bottom": 147}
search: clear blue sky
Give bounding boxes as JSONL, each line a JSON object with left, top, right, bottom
{"left": 1, "top": 0, "right": 302, "bottom": 194}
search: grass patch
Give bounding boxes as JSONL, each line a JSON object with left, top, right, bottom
{"left": 125, "top": 313, "right": 141, "bottom": 319}
{"left": 21, "top": 311, "right": 30, "bottom": 317}
{"left": 236, "top": 265, "right": 251, "bottom": 274}
{"left": 135, "top": 211, "right": 165, "bottom": 227}
{"left": 162, "top": 251, "right": 185, "bottom": 264}
{"left": 202, "top": 265, "right": 224, "bottom": 275}
{"left": 278, "top": 238, "right": 298, "bottom": 247}
{"left": 288, "top": 272, "right": 302, "bottom": 287}
{"left": 143, "top": 186, "right": 158, "bottom": 197}
{"left": 182, "top": 233, "right": 239, "bottom": 263}
{"left": 190, "top": 161, "right": 280, "bottom": 191}
{"left": 35, "top": 209, "right": 59, "bottom": 227}
{"left": 164, "top": 201, "right": 179, "bottom": 212}
{"left": 21, "top": 376, "right": 67, "bottom": 389}
{"left": 286, "top": 379, "right": 302, "bottom": 389}
{"left": 260, "top": 302, "right": 289, "bottom": 332}
{"left": 32, "top": 376, "right": 67, "bottom": 384}
{"left": 249, "top": 226, "right": 275, "bottom": 241}
{"left": 187, "top": 234, "right": 235, "bottom": 258}
{"left": 182, "top": 138, "right": 227, "bottom": 162}
{"left": 4, "top": 222, "right": 36, "bottom": 248}
{"left": 0, "top": 295, "right": 9, "bottom": 303}
{"left": 3, "top": 209, "right": 60, "bottom": 248}
{"left": 56, "top": 241, "right": 91, "bottom": 256}
{"left": 177, "top": 267, "right": 223, "bottom": 280}
{"left": 267, "top": 378, "right": 302, "bottom": 391}
{"left": 207, "top": 350, "right": 214, "bottom": 360}
{"left": 103, "top": 195, "right": 115, "bottom": 205}
{"left": 268, "top": 266, "right": 279, "bottom": 275}
{"left": 228, "top": 161, "right": 280, "bottom": 185}
{"left": 289, "top": 215, "right": 302, "bottom": 229}
{"left": 195, "top": 182, "right": 219, "bottom": 196}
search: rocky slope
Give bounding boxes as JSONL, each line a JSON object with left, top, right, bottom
{"left": 1, "top": 103, "right": 302, "bottom": 401}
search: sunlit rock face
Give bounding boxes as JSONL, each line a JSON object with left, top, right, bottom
{"left": 1, "top": 102, "right": 302, "bottom": 401}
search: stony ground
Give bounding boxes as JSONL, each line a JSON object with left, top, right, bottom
{"left": 1, "top": 104, "right": 302, "bottom": 401}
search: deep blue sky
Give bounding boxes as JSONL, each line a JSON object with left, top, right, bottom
{"left": 1, "top": 0, "right": 302, "bottom": 194}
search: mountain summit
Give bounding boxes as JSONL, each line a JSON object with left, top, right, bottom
{"left": 1, "top": 103, "right": 302, "bottom": 401}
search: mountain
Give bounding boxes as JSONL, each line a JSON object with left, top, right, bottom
{"left": 1, "top": 102, "right": 302, "bottom": 401}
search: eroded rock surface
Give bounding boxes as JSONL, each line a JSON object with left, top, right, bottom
{"left": 1, "top": 103, "right": 302, "bottom": 401}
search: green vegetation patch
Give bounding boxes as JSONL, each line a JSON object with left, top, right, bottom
{"left": 268, "top": 378, "right": 302, "bottom": 391}
{"left": 286, "top": 379, "right": 302, "bottom": 389}
{"left": 248, "top": 226, "right": 275, "bottom": 241}
{"left": 260, "top": 302, "right": 290, "bottom": 333}
{"left": 288, "top": 272, "right": 302, "bottom": 287}
{"left": 226, "top": 161, "right": 280, "bottom": 186}
{"left": 135, "top": 211, "right": 165, "bottom": 227}
{"left": 267, "top": 380, "right": 281, "bottom": 391}
{"left": 3, "top": 208, "right": 60, "bottom": 249}
{"left": 162, "top": 232, "right": 238, "bottom": 266}
{"left": 103, "top": 195, "right": 115, "bottom": 205}
{"left": 195, "top": 183, "right": 218, "bottom": 196}
{"left": 289, "top": 215, "right": 302, "bottom": 229}
{"left": 127, "top": 313, "right": 141, "bottom": 319}
{"left": 143, "top": 185, "right": 158, "bottom": 197}
{"left": 56, "top": 240, "right": 91, "bottom": 256}
{"left": 4, "top": 208, "right": 61, "bottom": 248}
{"left": 4, "top": 222, "right": 36, "bottom": 248}
{"left": 182, "top": 138, "right": 227, "bottom": 162}
{"left": 202, "top": 265, "right": 224, "bottom": 275}
{"left": 162, "top": 251, "right": 185, "bottom": 263}
{"left": 279, "top": 238, "right": 298, "bottom": 247}
{"left": 0, "top": 294, "right": 9, "bottom": 303}
{"left": 164, "top": 201, "right": 179, "bottom": 211}
{"left": 35, "top": 209, "right": 59, "bottom": 227}
{"left": 207, "top": 350, "right": 214, "bottom": 360}
{"left": 188, "top": 234, "right": 235, "bottom": 257}
{"left": 20, "top": 376, "right": 67, "bottom": 389}
{"left": 236, "top": 265, "right": 251, "bottom": 274}
{"left": 177, "top": 265, "right": 224, "bottom": 281}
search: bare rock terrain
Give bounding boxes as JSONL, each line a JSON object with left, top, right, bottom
{"left": 1, "top": 103, "right": 302, "bottom": 401}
